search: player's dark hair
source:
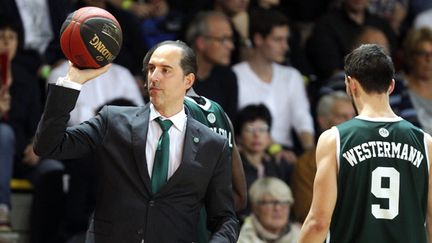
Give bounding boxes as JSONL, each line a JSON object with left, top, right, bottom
{"left": 249, "top": 9, "right": 289, "bottom": 46}
{"left": 142, "top": 40, "right": 197, "bottom": 77}
{"left": 234, "top": 104, "right": 272, "bottom": 136}
{"left": 344, "top": 44, "right": 394, "bottom": 93}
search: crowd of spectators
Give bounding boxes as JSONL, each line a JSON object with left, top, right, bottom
{"left": 1, "top": 0, "right": 432, "bottom": 242}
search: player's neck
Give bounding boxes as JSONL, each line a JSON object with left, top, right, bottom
{"left": 356, "top": 95, "right": 397, "bottom": 118}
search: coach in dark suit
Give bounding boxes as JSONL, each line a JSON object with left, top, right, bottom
{"left": 34, "top": 41, "right": 238, "bottom": 243}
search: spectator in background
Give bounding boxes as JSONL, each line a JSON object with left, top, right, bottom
{"left": 319, "top": 26, "right": 391, "bottom": 96}
{"left": 0, "top": 18, "right": 63, "bottom": 185}
{"left": 237, "top": 177, "right": 300, "bottom": 243}
{"left": 0, "top": 0, "right": 70, "bottom": 76}
{"left": 48, "top": 60, "right": 144, "bottom": 125}
{"left": 391, "top": 27, "right": 432, "bottom": 134}
{"left": 368, "top": 0, "right": 408, "bottom": 35}
{"left": 185, "top": 11, "right": 238, "bottom": 119}
{"left": 414, "top": 8, "right": 432, "bottom": 30}
{"left": 0, "top": 16, "right": 65, "bottom": 240}
{"left": 213, "top": 0, "right": 251, "bottom": 63}
{"left": 233, "top": 9, "right": 315, "bottom": 160}
{"left": 409, "top": 0, "right": 432, "bottom": 21}
{"left": 0, "top": 30, "right": 13, "bottom": 230}
{"left": 306, "top": 0, "right": 398, "bottom": 82}
{"left": 291, "top": 91, "right": 355, "bottom": 223}
{"left": 234, "top": 104, "right": 294, "bottom": 220}
{"left": 73, "top": 0, "right": 146, "bottom": 76}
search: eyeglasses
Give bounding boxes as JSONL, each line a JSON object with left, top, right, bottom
{"left": 243, "top": 125, "right": 269, "bottom": 134}
{"left": 203, "top": 35, "right": 233, "bottom": 45}
{"left": 414, "top": 50, "right": 432, "bottom": 59}
{"left": 257, "top": 200, "right": 290, "bottom": 207}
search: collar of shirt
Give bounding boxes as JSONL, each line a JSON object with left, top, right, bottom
{"left": 149, "top": 103, "right": 187, "bottom": 132}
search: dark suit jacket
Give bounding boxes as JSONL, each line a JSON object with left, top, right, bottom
{"left": 34, "top": 85, "right": 239, "bottom": 243}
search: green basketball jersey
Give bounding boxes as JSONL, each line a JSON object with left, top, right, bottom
{"left": 329, "top": 117, "right": 429, "bottom": 243}
{"left": 184, "top": 95, "right": 234, "bottom": 243}
{"left": 184, "top": 96, "right": 233, "bottom": 149}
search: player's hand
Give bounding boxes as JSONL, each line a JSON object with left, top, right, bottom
{"left": 66, "top": 61, "right": 112, "bottom": 84}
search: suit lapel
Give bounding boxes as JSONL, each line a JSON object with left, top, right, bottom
{"left": 159, "top": 117, "right": 200, "bottom": 194}
{"left": 131, "top": 104, "right": 152, "bottom": 195}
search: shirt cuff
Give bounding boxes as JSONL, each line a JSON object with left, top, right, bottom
{"left": 56, "top": 76, "right": 83, "bottom": 91}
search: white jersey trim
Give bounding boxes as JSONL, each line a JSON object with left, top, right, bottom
{"left": 424, "top": 132, "right": 430, "bottom": 174}
{"left": 355, "top": 115, "right": 403, "bottom": 122}
{"left": 332, "top": 126, "right": 341, "bottom": 172}
{"left": 184, "top": 96, "right": 211, "bottom": 111}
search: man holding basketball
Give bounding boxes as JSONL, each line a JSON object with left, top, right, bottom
{"left": 298, "top": 44, "right": 432, "bottom": 243}
{"left": 34, "top": 40, "right": 238, "bottom": 242}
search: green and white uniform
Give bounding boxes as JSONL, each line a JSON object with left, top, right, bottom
{"left": 184, "top": 96, "right": 233, "bottom": 149}
{"left": 184, "top": 96, "right": 234, "bottom": 243}
{"left": 328, "top": 116, "right": 430, "bottom": 243}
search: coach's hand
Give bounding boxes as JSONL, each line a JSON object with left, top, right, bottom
{"left": 66, "top": 61, "right": 111, "bottom": 84}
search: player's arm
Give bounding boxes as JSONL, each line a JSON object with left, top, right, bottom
{"left": 226, "top": 115, "right": 247, "bottom": 211}
{"left": 298, "top": 128, "right": 338, "bottom": 243}
{"left": 425, "top": 133, "right": 432, "bottom": 243}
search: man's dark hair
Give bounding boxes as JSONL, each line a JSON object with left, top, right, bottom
{"left": 344, "top": 44, "right": 394, "bottom": 93}
{"left": 142, "top": 40, "right": 197, "bottom": 77}
{"left": 249, "top": 9, "right": 289, "bottom": 45}
{"left": 234, "top": 104, "right": 272, "bottom": 136}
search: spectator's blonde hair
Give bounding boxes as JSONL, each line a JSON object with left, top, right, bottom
{"left": 249, "top": 177, "right": 294, "bottom": 205}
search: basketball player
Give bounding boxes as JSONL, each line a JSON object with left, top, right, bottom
{"left": 298, "top": 44, "right": 432, "bottom": 243}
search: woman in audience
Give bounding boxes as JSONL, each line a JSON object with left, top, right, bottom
{"left": 391, "top": 27, "right": 432, "bottom": 134}
{"left": 234, "top": 104, "right": 294, "bottom": 220}
{"left": 238, "top": 177, "right": 300, "bottom": 243}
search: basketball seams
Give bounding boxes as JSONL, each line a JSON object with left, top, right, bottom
{"left": 60, "top": 6, "right": 122, "bottom": 69}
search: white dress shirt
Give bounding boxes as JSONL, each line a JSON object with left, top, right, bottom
{"left": 146, "top": 104, "right": 187, "bottom": 179}
{"left": 55, "top": 78, "right": 186, "bottom": 179}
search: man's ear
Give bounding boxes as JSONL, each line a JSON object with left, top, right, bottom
{"left": 253, "top": 33, "right": 263, "bottom": 47}
{"left": 388, "top": 79, "right": 395, "bottom": 94}
{"left": 184, "top": 73, "right": 195, "bottom": 89}
{"left": 346, "top": 75, "right": 358, "bottom": 95}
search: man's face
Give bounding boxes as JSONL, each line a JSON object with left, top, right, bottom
{"left": 323, "top": 100, "right": 355, "bottom": 129}
{"left": 199, "top": 16, "right": 234, "bottom": 66}
{"left": 0, "top": 28, "right": 18, "bottom": 61}
{"left": 147, "top": 45, "right": 193, "bottom": 111}
{"left": 258, "top": 25, "right": 289, "bottom": 63}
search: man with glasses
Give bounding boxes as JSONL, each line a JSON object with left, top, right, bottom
{"left": 185, "top": 10, "right": 238, "bottom": 120}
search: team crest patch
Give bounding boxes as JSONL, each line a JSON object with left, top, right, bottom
{"left": 207, "top": 113, "right": 216, "bottom": 124}
{"left": 379, "top": 128, "right": 389, "bottom": 138}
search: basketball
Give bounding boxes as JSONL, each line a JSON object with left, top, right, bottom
{"left": 60, "top": 7, "right": 123, "bottom": 69}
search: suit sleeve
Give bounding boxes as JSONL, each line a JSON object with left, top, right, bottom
{"left": 34, "top": 84, "right": 107, "bottom": 159}
{"left": 206, "top": 139, "right": 239, "bottom": 242}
